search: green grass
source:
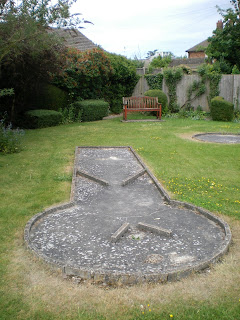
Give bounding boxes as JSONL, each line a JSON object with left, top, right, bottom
{"left": 0, "top": 115, "right": 240, "bottom": 319}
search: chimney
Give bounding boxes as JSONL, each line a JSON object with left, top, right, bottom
{"left": 217, "top": 20, "right": 223, "bottom": 29}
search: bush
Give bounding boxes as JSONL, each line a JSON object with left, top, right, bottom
{"left": 23, "top": 109, "right": 63, "bottom": 128}
{"left": 178, "top": 109, "right": 207, "bottom": 120}
{"left": 232, "top": 65, "right": 240, "bottom": 74}
{"left": 53, "top": 49, "right": 139, "bottom": 115}
{"left": 149, "top": 55, "right": 172, "bottom": 70}
{"left": 109, "top": 97, "right": 123, "bottom": 114}
{"left": 27, "top": 84, "right": 68, "bottom": 111}
{"left": 53, "top": 48, "right": 113, "bottom": 100}
{"left": 210, "top": 96, "right": 234, "bottom": 121}
{"left": 72, "top": 100, "right": 109, "bottom": 122}
{"left": 144, "top": 89, "right": 168, "bottom": 114}
{"left": 59, "top": 105, "right": 82, "bottom": 123}
{"left": 0, "top": 120, "right": 24, "bottom": 153}
{"left": 105, "top": 53, "right": 140, "bottom": 114}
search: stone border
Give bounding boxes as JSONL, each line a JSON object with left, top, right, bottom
{"left": 137, "top": 222, "right": 172, "bottom": 237}
{"left": 111, "top": 222, "right": 130, "bottom": 243}
{"left": 24, "top": 146, "right": 232, "bottom": 285}
{"left": 193, "top": 132, "right": 240, "bottom": 144}
{"left": 121, "top": 169, "right": 146, "bottom": 186}
{"left": 77, "top": 169, "right": 109, "bottom": 186}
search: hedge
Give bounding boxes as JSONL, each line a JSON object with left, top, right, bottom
{"left": 26, "top": 83, "right": 68, "bottom": 111}
{"left": 23, "top": 109, "right": 63, "bottom": 128}
{"left": 72, "top": 99, "right": 109, "bottom": 122}
{"left": 210, "top": 96, "right": 234, "bottom": 122}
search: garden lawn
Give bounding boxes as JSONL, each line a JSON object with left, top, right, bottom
{"left": 0, "top": 115, "right": 240, "bottom": 320}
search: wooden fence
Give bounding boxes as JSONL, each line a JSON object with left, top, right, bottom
{"left": 133, "top": 69, "right": 240, "bottom": 111}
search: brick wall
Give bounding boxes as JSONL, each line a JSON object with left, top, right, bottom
{"left": 188, "top": 52, "right": 206, "bottom": 59}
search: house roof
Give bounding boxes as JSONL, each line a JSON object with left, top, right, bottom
{"left": 49, "top": 28, "right": 98, "bottom": 51}
{"left": 186, "top": 39, "right": 209, "bottom": 52}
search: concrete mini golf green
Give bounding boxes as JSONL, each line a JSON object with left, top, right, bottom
{"left": 193, "top": 133, "right": 240, "bottom": 144}
{"left": 25, "top": 147, "right": 231, "bottom": 285}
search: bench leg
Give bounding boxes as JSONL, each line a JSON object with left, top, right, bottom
{"left": 157, "top": 106, "right": 161, "bottom": 120}
{"left": 124, "top": 106, "right": 127, "bottom": 121}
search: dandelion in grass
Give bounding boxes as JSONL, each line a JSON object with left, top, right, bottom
{"left": 170, "top": 314, "right": 174, "bottom": 318}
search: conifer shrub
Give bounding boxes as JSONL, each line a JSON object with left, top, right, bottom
{"left": 23, "top": 109, "right": 63, "bottom": 128}
{"left": 144, "top": 89, "right": 168, "bottom": 114}
{"left": 72, "top": 99, "right": 109, "bottom": 122}
{"left": 210, "top": 96, "right": 234, "bottom": 121}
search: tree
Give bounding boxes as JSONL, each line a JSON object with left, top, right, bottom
{"left": 0, "top": 0, "right": 86, "bottom": 122}
{"left": 146, "top": 49, "right": 158, "bottom": 59}
{"left": 206, "top": 0, "right": 240, "bottom": 71}
{"left": 149, "top": 55, "right": 172, "bottom": 69}
{"left": 0, "top": 0, "right": 84, "bottom": 27}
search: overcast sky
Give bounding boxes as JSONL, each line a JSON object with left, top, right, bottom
{"left": 72, "top": 0, "right": 232, "bottom": 59}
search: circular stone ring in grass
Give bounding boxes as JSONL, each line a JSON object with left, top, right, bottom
{"left": 24, "top": 147, "right": 232, "bottom": 285}
{"left": 193, "top": 133, "right": 240, "bottom": 144}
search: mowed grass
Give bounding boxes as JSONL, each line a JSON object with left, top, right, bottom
{"left": 0, "top": 114, "right": 240, "bottom": 320}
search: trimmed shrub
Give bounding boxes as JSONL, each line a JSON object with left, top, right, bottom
{"left": 72, "top": 99, "right": 109, "bottom": 122}
{"left": 210, "top": 96, "right": 234, "bottom": 121}
{"left": 23, "top": 109, "right": 63, "bottom": 128}
{"left": 144, "top": 89, "right": 168, "bottom": 114}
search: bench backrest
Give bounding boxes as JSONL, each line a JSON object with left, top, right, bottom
{"left": 123, "top": 96, "right": 159, "bottom": 109}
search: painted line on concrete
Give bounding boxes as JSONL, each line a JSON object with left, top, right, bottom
{"left": 111, "top": 222, "right": 130, "bottom": 243}
{"left": 137, "top": 222, "right": 172, "bottom": 237}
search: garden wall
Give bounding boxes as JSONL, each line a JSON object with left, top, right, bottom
{"left": 133, "top": 70, "right": 240, "bottom": 111}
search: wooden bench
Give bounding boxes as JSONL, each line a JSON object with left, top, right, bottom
{"left": 123, "top": 96, "right": 162, "bottom": 121}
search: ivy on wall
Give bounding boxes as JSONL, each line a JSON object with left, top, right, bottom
{"left": 183, "top": 80, "right": 206, "bottom": 109}
{"left": 163, "top": 67, "right": 183, "bottom": 112}
{"left": 144, "top": 74, "right": 163, "bottom": 90}
{"left": 183, "top": 65, "right": 222, "bottom": 109}
{"left": 197, "top": 64, "right": 222, "bottom": 104}
{"left": 143, "top": 64, "right": 222, "bottom": 112}
{"left": 144, "top": 68, "right": 183, "bottom": 112}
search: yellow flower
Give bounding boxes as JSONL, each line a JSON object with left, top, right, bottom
{"left": 149, "top": 309, "right": 151, "bottom": 312}
{"left": 170, "top": 315, "right": 174, "bottom": 318}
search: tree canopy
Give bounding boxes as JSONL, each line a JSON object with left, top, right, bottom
{"left": 0, "top": 0, "right": 83, "bottom": 122}
{"left": 206, "top": 0, "right": 240, "bottom": 72}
